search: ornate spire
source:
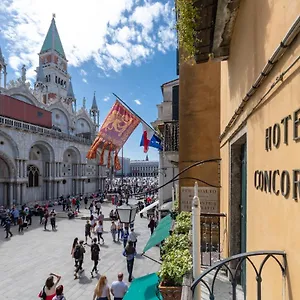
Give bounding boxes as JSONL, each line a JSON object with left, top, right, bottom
{"left": 36, "top": 65, "right": 45, "bottom": 83}
{"left": 67, "top": 79, "right": 75, "bottom": 98}
{"left": 40, "top": 16, "right": 66, "bottom": 58}
{"left": 91, "top": 91, "right": 98, "bottom": 110}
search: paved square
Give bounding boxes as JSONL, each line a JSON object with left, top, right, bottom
{"left": 0, "top": 201, "right": 160, "bottom": 300}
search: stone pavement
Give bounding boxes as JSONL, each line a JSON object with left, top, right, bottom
{"left": 0, "top": 199, "right": 244, "bottom": 300}
{"left": 0, "top": 200, "right": 160, "bottom": 300}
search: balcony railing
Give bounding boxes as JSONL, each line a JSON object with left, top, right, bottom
{"left": 163, "top": 121, "right": 179, "bottom": 152}
{"left": 191, "top": 250, "right": 287, "bottom": 300}
{"left": 0, "top": 116, "right": 92, "bottom": 145}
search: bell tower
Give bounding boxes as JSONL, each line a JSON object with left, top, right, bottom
{"left": 90, "top": 91, "right": 100, "bottom": 128}
{"left": 35, "top": 15, "right": 73, "bottom": 108}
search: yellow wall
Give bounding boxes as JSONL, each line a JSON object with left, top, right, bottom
{"left": 179, "top": 61, "right": 220, "bottom": 211}
{"left": 220, "top": 0, "right": 300, "bottom": 298}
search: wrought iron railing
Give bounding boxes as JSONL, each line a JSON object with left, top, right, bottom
{"left": 191, "top": 250, "right": 287, "bottom": 300}
{"left": 201, "top": 213, "right": 226, "bottom": 266}
{"left": 0, "top": 116, "right": 92, "bottom": 145}
{"left": 163, "top": 121, "right": 179, "bottom": 152}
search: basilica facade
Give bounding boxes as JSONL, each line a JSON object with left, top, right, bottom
{"left": 0, "top": 17, "right": 106, "bottom": 207}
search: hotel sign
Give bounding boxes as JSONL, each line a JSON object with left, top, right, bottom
{"left": 181, "top": 187, "right": 219, "bottom": 212}
{"left": 254, "top": 108, "right": 300, "bottom": 200}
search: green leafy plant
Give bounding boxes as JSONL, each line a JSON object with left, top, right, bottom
{"left": 161, "top": 233, "right": 191, "bottom": 257}
{"left": 158, "top": 249, "right": 192, "bottom": 286}
{"left": 174, "top": 211, "right": 192, "bottom": 234}
{"left": 176, "top": 0, "right": 200, "bottom": 61}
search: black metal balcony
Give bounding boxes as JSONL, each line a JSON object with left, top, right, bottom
{"left": 191, "top": 250, "right": 287, "bottom": 300}
{"left": 163, "top": 121, "right": 179, "bottom": 152}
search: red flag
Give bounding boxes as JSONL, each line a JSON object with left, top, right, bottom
{"left": 87, "top": 100, "right": 140, "bottom": 170}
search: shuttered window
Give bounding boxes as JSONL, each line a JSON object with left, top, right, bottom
{"left": 172, "top": 85, "right": 179, "bottom": 121}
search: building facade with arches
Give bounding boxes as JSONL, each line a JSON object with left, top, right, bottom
{"left": 0, "top": 17, "right": 106, "bottom": 207}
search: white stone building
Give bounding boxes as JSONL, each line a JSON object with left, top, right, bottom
{"left": 130, "top": 158, "right": 159, "bottom": 177}
{"left": 0, "top": 17, "right": 106, "bottom": 207}
{"left": 152, "top": 78, "right": 179, "bottom": 204}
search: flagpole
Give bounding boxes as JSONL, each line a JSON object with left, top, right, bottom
{"left": 112, "top": 93, "right": 162, "bottom": 138}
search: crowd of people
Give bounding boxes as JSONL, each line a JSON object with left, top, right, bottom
{"left": 1, "top": 176, "right": 160, "bottom": 299}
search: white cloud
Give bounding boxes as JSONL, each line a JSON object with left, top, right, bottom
{"left": 134, "top": 99, "right": 141, "bottom": 105}
{"left": 0, "top": 0, "right": 176, "bottom": 79}
{"left": 80, "top": 69, "right": 87, "bottom": 76}
{"left": 103, "top": 96, "right": 110, "bottom": 102}
{"left": 82, "top": 78, "right": 88, "bottom": 84}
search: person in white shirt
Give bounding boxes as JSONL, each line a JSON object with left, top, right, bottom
{"left": 128, "top": 228, "right": 137, "bottom": 248}
{"left": 111, "top": 273, "right": 128, "bottom": 300}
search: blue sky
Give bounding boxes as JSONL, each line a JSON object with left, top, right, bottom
{"left": 0, "top": 0, "right": 178, "bottom": 161}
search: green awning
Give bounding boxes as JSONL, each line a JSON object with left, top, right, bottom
{"left": 143, "top": 214, "right": 172, "bottom": 253}
{"left": 123, "top": 273, "right": 162, "bottom": 300}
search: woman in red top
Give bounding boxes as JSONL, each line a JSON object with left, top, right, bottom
{"left": 38, "top": 273, "right": 61, "bottom": 300}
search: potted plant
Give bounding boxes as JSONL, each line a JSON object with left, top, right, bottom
{"left": 174, "top": 211, "right": 192, "bottom": 234}
{"left": 158, "top": 249, "right": 192, "bottom": 299}
{"left": 161, "top": 233, "right": 191, "bottom": 256}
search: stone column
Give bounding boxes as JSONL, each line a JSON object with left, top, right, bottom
{"left": 8, "top": 183, "right": 13, "bottom": 208}
{"left": 57, "top": 182, "right": 60, "bottom": 199}
{"left": 16, "top": 184, "right": 21, "bottom": 205}
{"left": 47, "top": 180, "right": 51, "bottom": 200}
{"left": 23, "top": 160, "right": 27, "bottom": 178}
{"left": 22, "top": 183, "right": 26, "bottom": 204}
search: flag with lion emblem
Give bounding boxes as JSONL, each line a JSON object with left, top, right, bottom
{"left": 87, "top": 100, "right": 140, "bottom": 170}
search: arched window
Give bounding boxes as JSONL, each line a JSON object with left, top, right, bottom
{"left": 58, "top": 78, "right": 60, "bottom": 84}
{"left": 55, "top": 76, "right": 57, "bottom": 83}
{"left": 48, "top": 75, "right": 51, "bottom": 82}
{"left": 27, "top": 165, "right": 39, "bottom": 187}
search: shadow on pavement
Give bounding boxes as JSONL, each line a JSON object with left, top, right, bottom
{"left": 78, "top": 274, "right": 93, "bottom": 285}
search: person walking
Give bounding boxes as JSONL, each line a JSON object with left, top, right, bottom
{"left": 128, "top": 228, "right": 137, "bottom": 249}
{"left": 117, "top": 221, "right": 123, "bottom": 242}
{"left": 50, "top": 209, "right": 56, "bottom": 230}
{"left": 93, "top": 275, "right": 111, "bottom": 300}
{"left": 89, "top": 202, "right": 94, "bottom": 216}
{"left": 123, "top": 241, "right": 136, "bottom": 282}
{"left": 76, "top": 197, "right": 81, "bottom": 213}
{"left": 18, "top": 216, "right": 23, "bottom": 233}
{"left": 71, "top": 237, "right": 79, "bottom": 267}
{"left": 84, "top": 220, "right": 92, "bottom": 245}
{"left": 91, "top": 238, "right": 100, "bottom": 278}
{"left": 74, "top": 240, "right": 85, "bottom": 279}
{"left": 44, "top": 209, "right": 49, "bottom": 231}
{"left": 38, "top": 273, "right": 61, "bottom": 300}
{"left": 111, "top": 273, "right": 128, "bottom": 300}
{"left": 122, "top": 230, "right": 129, "bottom": 248}
{"left": 148, "top": 217, "right": 156, "bottom": 235}
{"left": 96, "top": 201, "right": 101, "bottom": 215}
{"left": 96, "top": 221, "right": 105, "bottom": 244}
{"left": 110, "top": 221, "right": 117, "bottom": 242}
{"left": 52, "top": 285, "right": 66, "bottom": 300}
{"left": 84, "top": 196, "right": 88, "bottom": 209}
{"left": 4, "top": 218, "right": 13, "bottom": 239}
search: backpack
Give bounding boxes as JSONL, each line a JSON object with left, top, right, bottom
{"left": 91, "top": 244, "right": 100, "bottom": 260}
{"left": 74, "top": 245, "right": 81, "bottom": 260}
{"left": 39, "top": 286, "right": 46, "bottom": 300}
